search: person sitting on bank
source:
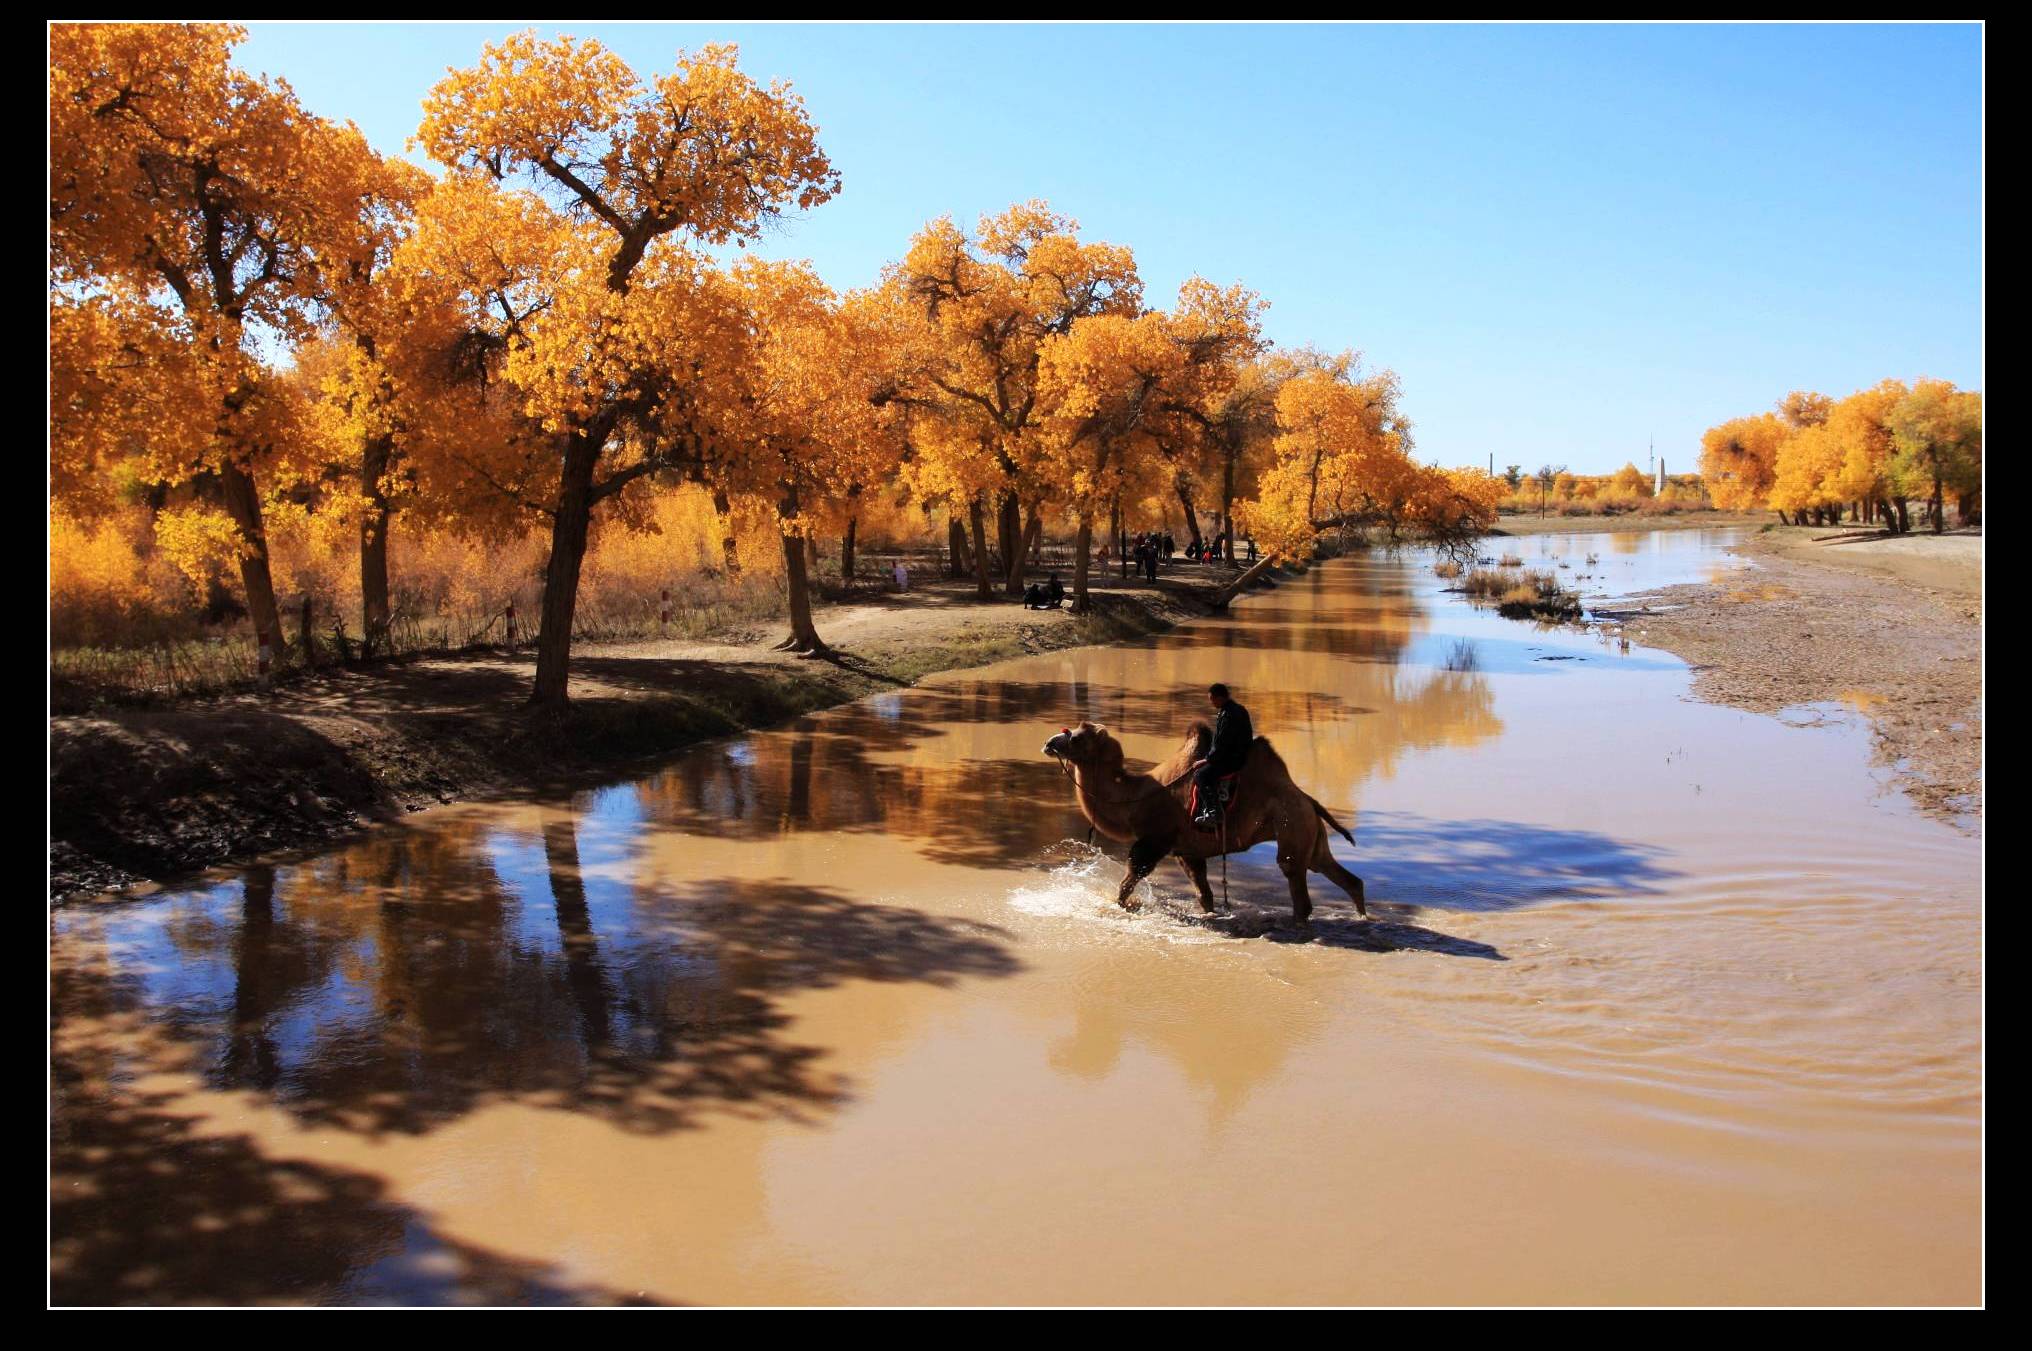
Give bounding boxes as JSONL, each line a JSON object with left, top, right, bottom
{"left": 1191, "top": 682, "right": 1254, "bottom": 830}
{"left": 1025, "top": 572, "right": 1067, "bottom": 609}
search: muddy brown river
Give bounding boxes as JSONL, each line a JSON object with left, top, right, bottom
{"left": 50, "top": 530, "right": 1981, "bottom": 1305}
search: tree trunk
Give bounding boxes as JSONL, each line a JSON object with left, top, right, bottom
{"left": 778, "top": 530, "right": 826, "bottom": 653}
{"left": 1176, "top": 478, "right": 1202, "bottom": 550}
{"left": 948, "top": 516, "right": 970, "bottom": 577}
{"left": 530, "top": 435, "right": 600, "bottom": 709}
{"left": 776, "top": 483, "right": 827, "bottom": 654}
{"left": 360, "top": 433, "right": 394, "bottom": 658}
{"left": 297, "top": 593, "right": 317, "bottom": 670}
{"left": 1212, "top": 555, "right": 1279, "bottom": 608}
{"left": 842, "top": 515, "right": 858, "bottom": 581}
{"left": 967, "top": 496, "right": 993, "bottom": 600}
{"left": 998, "top": 491, "right": 1022, "bottom": 596}
{"left": 1931, "top": 464, "right": 1945, "bottom": 535}
{"left": 1895, "top": 498, "right": 1911, "bottom": 533}
{"left": 217, "top": 462, "right": 282, "bottom": 680}
{"left": 1072, "top": 514, "right": 1093, "bottom": 612}
{"left": 712, "top": 488, "right": 741, "bottom": 576}
{"left": 1220, "top": 456, "right": 1237, "bottom": 560}
{"left": 1021, "top": 501, "right": 1043, "bottom": 567}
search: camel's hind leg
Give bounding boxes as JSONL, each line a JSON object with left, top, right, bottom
{"left": 1276, "top": 852, "right": 1313, "bottom": 924}
{"left": 1311, "top": 833, "right": 1367, "bottom": 918}
{"left": 1178, "top": 854, "right": 1218, "bottom": 913}
{"left": 1274, "top": 813, "right": 1314, "bottom": 924}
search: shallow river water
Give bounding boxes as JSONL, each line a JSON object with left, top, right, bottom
{"left": 50, "top": 530, "right": 1982, "bottom": 1305}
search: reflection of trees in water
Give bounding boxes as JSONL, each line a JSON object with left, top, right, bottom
{"left": 53, "top": 810, "right": 1021, "bottom": 1143}
{"left": 625, "top": 664, "right": 1495, "bottom": 874}
{"left": 617, "top": 559, "right": 1496, "bottom": 877}
{"left": 544, "top": 817, "right": 612, "bottom": 1051}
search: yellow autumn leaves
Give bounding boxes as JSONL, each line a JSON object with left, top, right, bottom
{"left": 1700, "top": 380, "right": 1981, "bottom": 531}
{"left": 52, "top": 24, "right": 1494, "bottom": 697}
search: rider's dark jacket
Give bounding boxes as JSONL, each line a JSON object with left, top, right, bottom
{"left": 1207, "top": 700, "right": 1254, "bottom": 774}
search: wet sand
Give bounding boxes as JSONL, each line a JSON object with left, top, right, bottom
{"left": 50, "top": 532, "right": 1981, "bottom": 1305}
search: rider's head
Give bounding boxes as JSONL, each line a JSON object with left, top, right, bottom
{"left": 1208, "top": 682, "right": 1230, "bottom": 707}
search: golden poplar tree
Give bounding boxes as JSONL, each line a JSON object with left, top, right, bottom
{"left": 416, "top": 34, "right": 838, "bottom": 706}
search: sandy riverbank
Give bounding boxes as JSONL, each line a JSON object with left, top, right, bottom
{"left": 1592, "top": 526, "right": 1982, "bottom": 823}
{"left": 49, "top": 565, "right": 1264, "bottom": 899}
{"left": 1493, "top": 510, "right": 1774, "bottom": 536}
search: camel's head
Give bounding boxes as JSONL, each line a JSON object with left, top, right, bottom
{"left": 1042, "top": 721, "right": 1123, "bottom": 772}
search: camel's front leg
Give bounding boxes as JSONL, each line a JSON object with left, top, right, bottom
{"left": 1178, "top": 854, "right": 1218, "bottom": 913}
{"left": 1117, "top": 836, "right": 1168, "bottom": 912}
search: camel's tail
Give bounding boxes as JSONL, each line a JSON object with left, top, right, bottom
{"left": 1312, "top": 798, "right": 1356, "bottom": 848}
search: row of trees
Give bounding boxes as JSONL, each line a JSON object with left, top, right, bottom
{"left": 1493, "top": 463, "right": 1709, "bottom": 516}
{"left": 1698, "top": 382, "right": 1982, "bottom": 532}
{"left": 51, "top": 25, "right": 1494, "bottom": 708}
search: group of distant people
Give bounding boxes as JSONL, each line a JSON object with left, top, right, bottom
{"left": 901, "top": 527, "right": 1258, "bottom": 610}
{"left": 1106, "top": 531, "right": 1258, "bottom": 580}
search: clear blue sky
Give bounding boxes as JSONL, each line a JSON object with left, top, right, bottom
{"left": 238, "top": 21, "right": 1982, "bottom": 476}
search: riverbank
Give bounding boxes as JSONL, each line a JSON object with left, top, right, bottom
{"left": 1592, "top": 525, "right": 1982, "bottom": 824}
{"left": 1493, "top": 509, "right": 1772, "bottom": 536}
{"left": 49, "top": 566, "right": 1267, "bottom": 900}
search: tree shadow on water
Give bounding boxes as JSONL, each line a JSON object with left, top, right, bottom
{"left": 53, "top": 825, "right": 1023, "bottom": 1146}
{"left": 50, "top": 1012, "right": 665, "bottom": 1306}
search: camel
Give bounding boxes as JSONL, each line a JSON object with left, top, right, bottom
{"left": 1041, "top": 720, "right": 1365, "bottom": 923}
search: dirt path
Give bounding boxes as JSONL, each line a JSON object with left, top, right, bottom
{"left": 1599, "top": 528, "right": 1981, "bottom": 824}
{"left": 49, "top": 567, "right": 1255, "bottom": 899}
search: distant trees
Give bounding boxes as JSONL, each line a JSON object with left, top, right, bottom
{"left": 1702, "top": 380, "right": 1981, "bottom": 531}
{"left": 1242, "top": 357, "right": 1500, "bottom": 559}
{"left": 1888, "top": 379, "right": 1983, "bottom": 532}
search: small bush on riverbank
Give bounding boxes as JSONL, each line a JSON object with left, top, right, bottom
{"left": 1434, "top": 560, "right": 1463, "bottom": 579}
{"left": 1458, "top": 567, "right": 1582, "bottom": 620}
{"left": 1495, "top": 570, "right": 1584, "bottom": 620}
{"left": 1460, "top": 568, "right": 1513, "bottom": 597}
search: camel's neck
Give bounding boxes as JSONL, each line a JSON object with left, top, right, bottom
{"left": 1071, "top": 764, "right": 1148, "bottom": 841}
